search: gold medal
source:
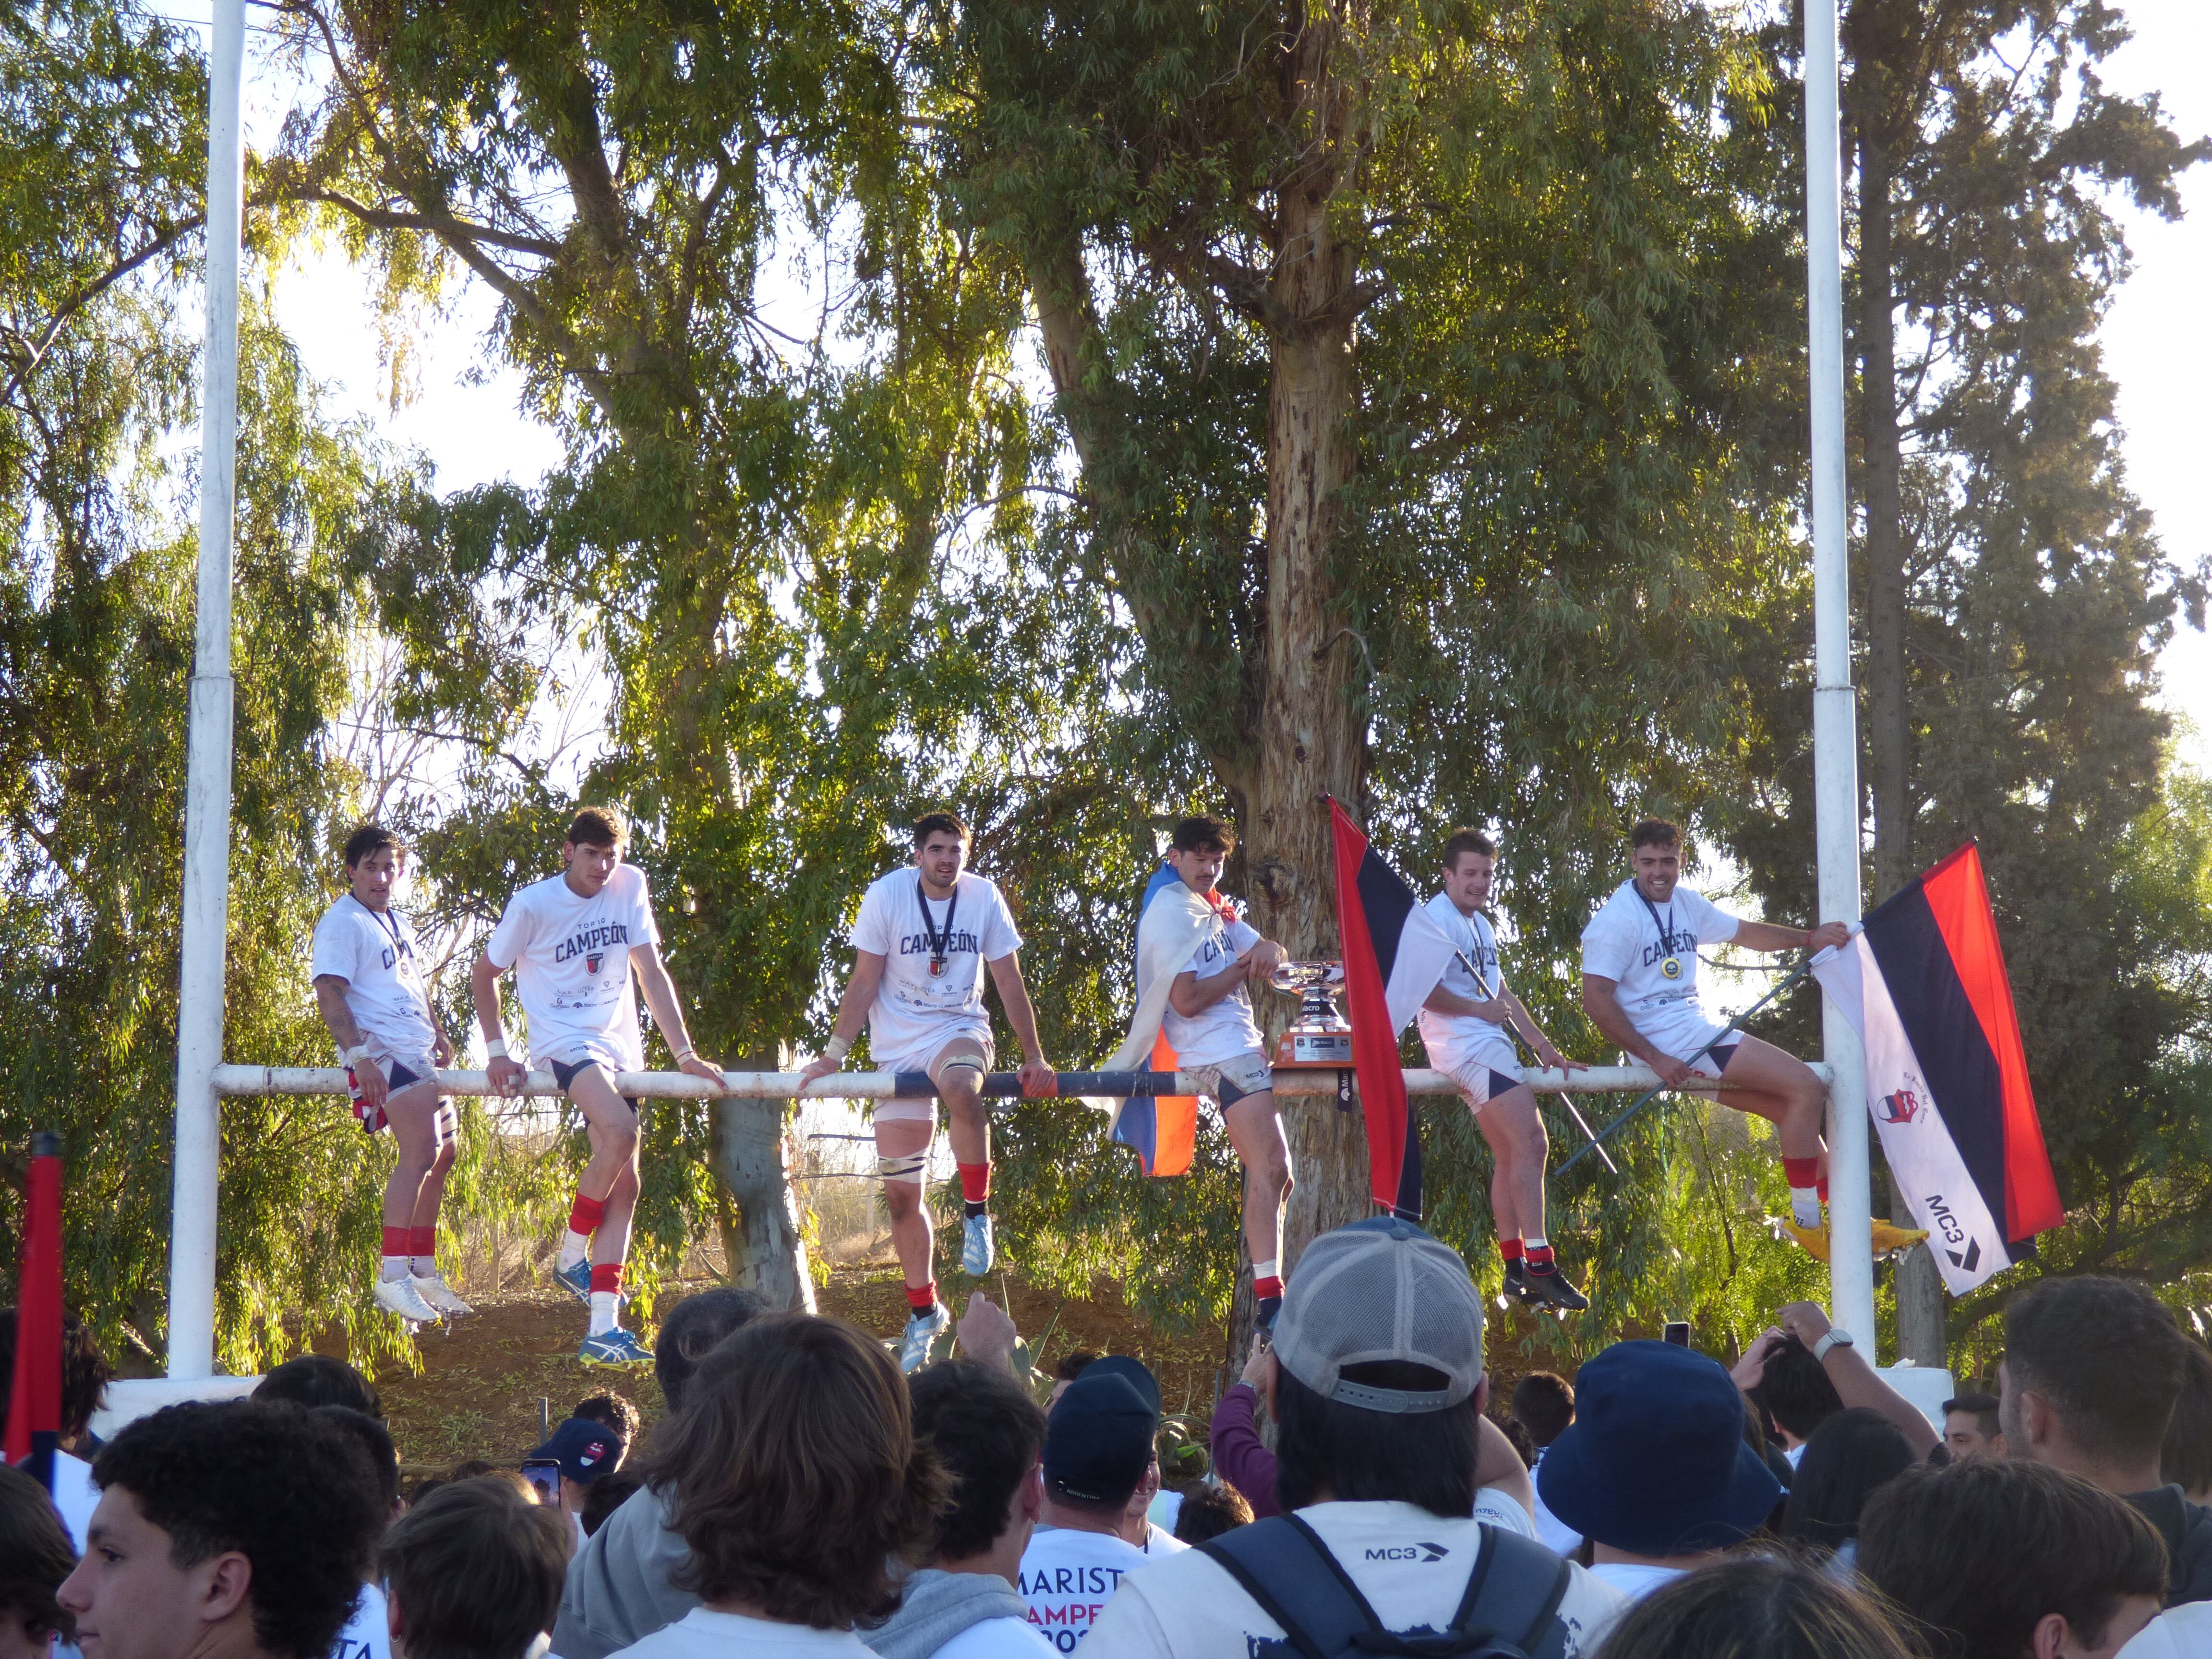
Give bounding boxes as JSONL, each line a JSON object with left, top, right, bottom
{"left": 1661, "top": 955, "right": 1683, "bottom": 980}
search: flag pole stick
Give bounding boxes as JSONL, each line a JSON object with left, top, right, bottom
{"left": 1554, "top": 959, "right": 1817, "bottom": 1181}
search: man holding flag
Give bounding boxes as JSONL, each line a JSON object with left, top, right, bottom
{"left": 1418, "top": 829, "right": 1589, "bottom": 1310}
{"left": 1580, "top": 818, "right": 1856, "bottom": 1257}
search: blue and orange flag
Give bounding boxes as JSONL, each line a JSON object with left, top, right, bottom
{"left": 1812, "top": 844, "right": 2062, "bottom": 1291}
{"left": 1111, "top": 864, "right": 1201, "bottom": 1176}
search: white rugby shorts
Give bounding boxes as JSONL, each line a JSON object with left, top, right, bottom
{"left": 873, "top": 1034, "right": 995, "bottom": 1126}
{"left": 1183, "top": 1049, "right": 1274, "bottom": 1108}
{"left": 1634, "top": 1009, "right": 1743, "bottom": 1080}
{"left": 1436, "top": 1054, "right": 1530, "bottom": 1115}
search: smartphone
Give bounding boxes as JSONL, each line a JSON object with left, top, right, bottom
{"left": 1663, "top": 1320, "right": 1692, "bottom": 1347}
{"left": 521, "top": 1457, "right": 562, "bottom": 1505}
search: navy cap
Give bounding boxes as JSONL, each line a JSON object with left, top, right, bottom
{"left": 1042, "top": 1372, "right": 1155, "bottom": 1504}
{"left": 1538, "top": 1341, "right": 1782, "bottom": 1555}
{"left": 1083, "top": 1354, "right": 1162, "bottom": 1417}
{"left": 528, "top": 1415, "right": 625, "bottom": 1483}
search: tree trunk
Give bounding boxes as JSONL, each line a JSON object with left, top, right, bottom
{"left": 1894, "top": 1243, "right": 1947, "bottom": 1366}
{"left": 1249, "top": 3, "right": 1371, "bottom": 1276}
{"left": 709, "top": 1046, "right": 817, "bottom": 1313}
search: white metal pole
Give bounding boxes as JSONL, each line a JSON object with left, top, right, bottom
{"left": 1805, "top": 0, "right": 1876, "bottom": 1345}
{"left": 169, "top": 0, "right": 245, "bottom": 1382}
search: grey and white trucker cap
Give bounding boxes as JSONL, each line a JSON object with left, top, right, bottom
{"left": 1270, "top": 1216, "right": 1486, "bottom": 1414}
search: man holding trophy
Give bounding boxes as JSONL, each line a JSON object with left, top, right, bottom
{"left": 1146, "top": 815, "right": 1295, "bottom": 1331}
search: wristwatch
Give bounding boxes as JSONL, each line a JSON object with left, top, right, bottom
{"left": 1813, "top": 1329, "right": 1855, "bottom": 1362}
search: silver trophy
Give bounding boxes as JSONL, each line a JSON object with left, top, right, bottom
{"left": 1270, "top": 961, "right": 1354, "bottom": 1065}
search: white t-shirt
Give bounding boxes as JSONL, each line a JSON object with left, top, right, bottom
{"left": 311, "top": 896, "right": 441, "bottom": 1062}
{"left": 2118, "top": 1600, "right": 2212, "bottom": 1659}
{"left": 609, "top": 1608, "right": 875, "bottom": 1659}
{"left": 1578, "top": 880, "right": 1741, "bottom": 1032}
{"left": 850, "top": 870, "right": 1022, "bottom": 1071}
{"left": 329, "top": 1582, "right": 392, "bottom": 1659}
{"left": 1415, "top": 896, "right": 1517, "bottom": 1076}
{"left": 1159, "top": 913, "right": 1265, "bottom": 1068}
{"left": 1527, "top": 1450, "right": 1584, "bottom": 1559}
{"left": 1585, "top": 1563, "right": 1686, "bottom": 1603}
{"left": 1139, "top": 1522, "right": 1186, "bottom": 1556}
{"left": 49, "top": 1449, "right": 98, "bottom": 1551}
{"left": 1018, "top": 1526, "right": 1153, "bottom": 1653}
{"left": 484, "top": 865, "right": 661, "bottom": 1070}
{"left": 934, "top": 1617, "right": 1058, "bottom": 1659}
{"left": 1082, "top": 1499, "right": 1625, "bottom": 1659}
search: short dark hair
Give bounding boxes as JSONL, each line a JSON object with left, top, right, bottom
{"left": 342, "top": 824, "right": 405, "bottom": 868}
{"left": 640, "top": 1315, "right": 944, "bottom": 1626}
{"left": 2006, "top": 1276, "right": 2189, "bottom": 1466}
{"left": 254, "top": 1352, "right": 382, "bottom": 1417}
{"left": 913, "top": 811, "right": 972, "bottom": 847}
{"left": 909, "top": 1358, "right": 1048, "bottom": 1562}
{"left": 92, "top": 1400, "right": 388, "bottom": 1659}
{"left": 573, "top": 1393, "right": 642, "bottom": 1461}
{"left": 1489, "top": 1411, "right": 1536, "bottom": 1468}
{"left": 317, "top": 1405, "right": 400, "bottom": 1513}
{"left": 1945, "top": 1392, "right": 2002, "bottom": 1442}
{"left": 1168, "top": 814, "right": 1235, "bottom": 854}
{"left": 1754, "top": 1334, "right": 1845, "bottom": 1442}
{"left": 1441, "top": 829, "right": 1496, "bottom": 869}
{"left": 1594, "top": 1554, "right": 1923, "bottom": 1659}
{"left": 1274, "top": 1361, "right": 1480, "bottom": 1517}
{"left": 1510, "top": 1371, "right": 1575, "bottom": 1448}
{"left": 1172, "top": 1481, "right": 1254, "bottom": 1545}
{"left": 2163, "top": 1341, "right": 2212, "bottom": 1495}
{"left": 0, "top": 1460, "right": 75, "bottom": 1643}
{"left": 0, "top": 1308, "right": 113, "bottom": 1439}
{"left": 1055, "top": 1350, "right": 1100, "bottom": 1383}
{"left": 1860, "top": 1459, "right": 2167, "bottom": 1658}
{"left": 655, "top": 1286, "right": 768, "bottom": 1412}
{"left": 580, "top": 1469, "right": 644, "bottom": 1536}
{"left": 1780, "top": 1408, "right": 1919, "bottom": 1555}
{"left": 1631, "top": 818, "right": 1682, "bottom": 851}
{"left": 379, "top": 1478, "right": 570, "bottom": 1659}
{"left": 565, "top": 806, "right": 629, "bottom": 850}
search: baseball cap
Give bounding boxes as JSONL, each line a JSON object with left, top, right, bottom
{"left": 528, "top": 1415, "right": 624, "bottom": 1483}
{"left": 1082, "top": 1354, "right": 1162, "bottom": 1416}
{"left": 1270, "top": 1216, "right": 1486, "bottom": 1414}
{"left": 1042, "top": 1372, "right": 1156, "bottom": 1504}
{"left": 1538, "top": 1340, "right": 1782, "bottom": 1555}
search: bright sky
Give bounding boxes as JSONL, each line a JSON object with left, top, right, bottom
{"left": 189, "top": 1, "right": 2212, "bottom": 777}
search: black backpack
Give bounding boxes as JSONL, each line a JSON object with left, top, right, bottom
{"left": 1199, "top": 1515, "right": 1574, "bottom": 1659}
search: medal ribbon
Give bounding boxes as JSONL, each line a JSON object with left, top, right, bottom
{"left": 1634, "top": 884, "right": 1682, "bottom": 973}
{"left": 916, "top": 878, "right": 961, "bottom": 975}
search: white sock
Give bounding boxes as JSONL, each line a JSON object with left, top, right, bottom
{"left": 1790, "top": 1187, "right": 1824, "bottom": 1228}
{"left": 410, "top": 1255, "right": 438, "bottom": 1279}
{"left": 589, "top": 1291, "right": 619, "bottom": 1336}
{"left": 559, "top": 1230, "right": 591, "bottom": 1270}
{"left": 1252, "top": 1258, "right": 1279, "bottom": 1281}
{"left": 380, "top": 1256, "right": 412, "bottom": 1283}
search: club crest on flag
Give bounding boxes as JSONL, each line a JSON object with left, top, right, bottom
{"left": 1878, "top": 1087, "right": 1923, "bottom": 1125}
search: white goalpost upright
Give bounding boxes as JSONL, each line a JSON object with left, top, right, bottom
{"left": 168, "top": 0, "right": 246, "bottom": 1383}
{"left": 159, "top": 0, "right": 1883, "bottom": 1371}
{"left": 1804, "top": 0, "right": 1881, "bottom": 1346}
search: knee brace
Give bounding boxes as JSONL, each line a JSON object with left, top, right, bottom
{"left": 877, "top": 1150, "right": 930, "bottom": 1186}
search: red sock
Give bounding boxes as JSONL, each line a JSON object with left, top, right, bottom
{"left": 1253, "top": 1274, "right": 1284, "bottom": 1301}
{"left": 408, "top": 1226, "right": 435, "bottom": 1259}
{"left": 1500, "top": 1238, "right": 1525, "bottom": 1267}
{"left": 381, "top": 1226, "right": 410, "bottom": 1257}
{"left": 1783, "top": 1156, "right": 1821, "bottom": 1190}
{"left": 568, "top": 1192, "right": 607, "bottom": 1237}
{"left": 1525, "top": 1241, "right": 1556, "bottom": 1270}
{"left": 1817, "top": 1172, "right": 1830, "bottom": 1203}
{"left": 906, "top": 1281, "right": 938, "bottom": 1313}
{"left": 957, "top": 1162, "right": 991, "bottom": 1204}
{"left": 589, "top": 1263, "right": 624, "bottom": 1296}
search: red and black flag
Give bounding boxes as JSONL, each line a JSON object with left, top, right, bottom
{"left": 1812, "top": 845, "right": 2062, "bottom": 1292}
{"left": 3, "top": 1133, "right": 63, "bottom": 1490}
{"left": 1328, "top": 800, "right": 1462, "bottom": 1221}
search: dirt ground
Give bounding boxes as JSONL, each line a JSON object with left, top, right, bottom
{"left": 368, "top": 1258, "right": 1238, "bottom": 1478}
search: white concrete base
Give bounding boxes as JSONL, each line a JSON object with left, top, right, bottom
{"left": 1875, "top": 1363, "right": 1958, "bottom": 1432}
{"left": 90, "top": 1374, "right": 264, "bottom": 1441}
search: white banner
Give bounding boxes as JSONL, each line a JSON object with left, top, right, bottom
{"left": 1814, "top": 938, "right": 2014, "bottom": 1294}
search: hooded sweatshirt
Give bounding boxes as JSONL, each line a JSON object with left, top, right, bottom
{"left": 551, "top": 1484, "right": 698, "bottom": 1659}
{"left": 861, "top": 1569, "right": 1038, "bottom": 1659}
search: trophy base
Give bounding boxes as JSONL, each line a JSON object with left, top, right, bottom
{"left": 1274, "top": 1028, "right": 1355, "bottom": 1067}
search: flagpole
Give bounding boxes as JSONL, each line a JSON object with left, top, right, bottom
{"left": 1805, "top": 0, "right": 1878, "bottom": 1346}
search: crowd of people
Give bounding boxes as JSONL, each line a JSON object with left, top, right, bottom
{"left": 8, "top": 1236, "right": 2212, "bottom": 1659}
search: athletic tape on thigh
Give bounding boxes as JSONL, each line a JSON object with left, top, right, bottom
{"left": 432, "top": 1100, "right": 458, "bottom": 1145}
{"left": 935, "top": 1055, "right": 987, "bottom": 1080}
{"left": 876, "top": 1150, "right": 931, "bottom": 1185}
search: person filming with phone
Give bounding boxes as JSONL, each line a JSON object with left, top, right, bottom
{"left": 525, "top": 1417, "right": 629, "bottom": 1556}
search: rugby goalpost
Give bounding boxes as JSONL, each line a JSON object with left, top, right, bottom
{"left": 161, "top": 0, "right": 1879, "bottom": 1380}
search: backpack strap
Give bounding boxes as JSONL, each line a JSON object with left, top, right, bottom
{"left": 1200, "top": 1515, "right": 1392, "bottom": 1659}
{"left": 1446, "top": 1526, "right": 1574, "bottom": 1659}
